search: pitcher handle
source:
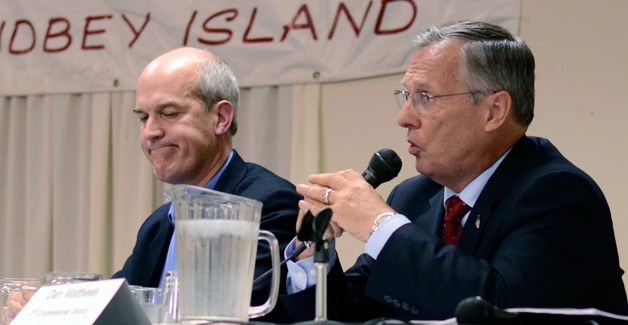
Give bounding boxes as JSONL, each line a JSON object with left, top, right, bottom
{"left": 249, "top": 230, "right": 281, "bottom": 319}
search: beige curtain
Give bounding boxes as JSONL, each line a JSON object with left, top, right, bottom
{"left": 0, "top": 85, "right": 323, "bottom": 279}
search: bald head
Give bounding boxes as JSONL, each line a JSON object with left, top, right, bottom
{"left": 141, "top": 47, "right": 219, "bottom": 79}
{"left": 138, "top": 47, "right": 240, "bottom": 137}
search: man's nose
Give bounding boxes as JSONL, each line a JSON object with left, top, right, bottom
{"left": 396, "top": 101, "right": 420, "bottom": 129}
{"left": 142, "top": 116, "right": 164, "bottom": 140}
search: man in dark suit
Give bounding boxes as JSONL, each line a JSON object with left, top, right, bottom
{"left": 112, "top": 47, "right": 300, "bottom": 319}
{"left": 285, "top": 21, "right": 628, "bottom": 321}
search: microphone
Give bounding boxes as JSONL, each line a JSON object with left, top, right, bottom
{"left": 362, "top": 148, "right": 402, "bottom": 189}
{"left": 252, "top": 149, "right": 402, "bottom": 285}
{"left": 455, "top": 296, "right": 518, "bottom": 323}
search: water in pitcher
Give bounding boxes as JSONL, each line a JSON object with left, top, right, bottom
{"left": 177, "top": 218, "right": 258, "bottom": 322}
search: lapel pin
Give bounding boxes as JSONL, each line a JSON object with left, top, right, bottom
{"left": 475, "top": 215, "right": 481, "bottom": 229}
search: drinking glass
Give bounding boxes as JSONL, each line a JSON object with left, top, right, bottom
{"left": 159, "top": 271, "right": 178, "bottom": 323}
{"left": 43, "top": 271, "right": 102, "bottom": 285}
{"left": 1, "top": 278, "right": 41, "bottom": 325}
{"left": 129, "top": 286, "right": 162, "bottom": 324}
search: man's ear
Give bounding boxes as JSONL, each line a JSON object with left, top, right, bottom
{"left": 214, "top": 100, "right": 234, "bottom": 136}
{"left": 484, "top": 90, "right": 512, "bottom": 132}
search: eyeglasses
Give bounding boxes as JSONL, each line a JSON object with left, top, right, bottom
{"left": 393, "top": 90, "right": 483, "bottom": 112}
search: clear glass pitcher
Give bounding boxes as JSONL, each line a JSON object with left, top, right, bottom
{"left": 166, "top": 184, "right": 281, "bottom": 323}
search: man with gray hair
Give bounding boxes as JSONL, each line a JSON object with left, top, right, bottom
{"left": 113, "top": 48, "right": 300, "bottom": 320}
{"left": 284, "top": 21, "right": 627, "bottom": 321}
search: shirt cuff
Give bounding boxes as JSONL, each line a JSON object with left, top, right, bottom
{"left": 364, "top": 214, "right": 410, "bottom": 259}
{"left": 285, "top": 237, "right": 337, "bottom": 294}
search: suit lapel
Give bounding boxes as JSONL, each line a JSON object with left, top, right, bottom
{"left": 457, "top": 197, "right": 497, "bottom": 253}
{"left": 414, "top": 189, "right": 446, "bottom": 236}
{"left": 457, "top": 136, "right": 535, "bottom": 253}
{"left": 147, "top": 203, "right": 174, "bottom": 286}
{"left": 214, "top": 150, "right": 246, "bottom": 193}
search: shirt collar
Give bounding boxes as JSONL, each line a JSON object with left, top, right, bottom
{"left": 444, "top": 148, "right": 511, "bottom": 208}
{"left": 167, "top": 149, "right": 234, "bottom": 224}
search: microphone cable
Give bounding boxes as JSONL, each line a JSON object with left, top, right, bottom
{"left": 253, "top": 242, "right": 308, "bottom": 285}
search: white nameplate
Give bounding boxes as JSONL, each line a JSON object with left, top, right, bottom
{"left": 12, "top": 278, "right": 150, "bottom": 325}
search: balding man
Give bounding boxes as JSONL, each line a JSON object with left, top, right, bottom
{"left": 113, "top": 48, "right": 300, "bottom": 321}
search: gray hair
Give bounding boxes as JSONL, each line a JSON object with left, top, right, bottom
{"left": 411, "top": 21, "right": 535, "bottom": 126}
{"left": 194, "top": 58, "right": 240, "bottom": 137}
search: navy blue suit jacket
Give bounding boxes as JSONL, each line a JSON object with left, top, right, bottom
{"left": 113, "top": 150, "right": 301, "bottom": 318}
{"left": 280, "top": 136, "right": 627, "bottom": 321}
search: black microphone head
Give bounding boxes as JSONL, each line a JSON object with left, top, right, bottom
{"left": 455, "top": 296, "right": 517, "bottom": 324}
{"left": 455, "top": 296, "right": 494, "bottom": 324}
{"left": 362, "top": 148, "right": 402, "bottom": 188}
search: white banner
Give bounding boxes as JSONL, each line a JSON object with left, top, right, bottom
{"left": 0, "top": 0, "right": 521, "bottom": 96}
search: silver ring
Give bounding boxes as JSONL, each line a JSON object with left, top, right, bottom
{"left": 324, "top": 188, "right": 332, "bottom": 205}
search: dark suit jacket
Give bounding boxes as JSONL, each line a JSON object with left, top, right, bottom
{"left": 112, "top": 150, "right": 301, "bottom": 320}
{"left": 280, "top": 136, "right": 628, "bottom": 322}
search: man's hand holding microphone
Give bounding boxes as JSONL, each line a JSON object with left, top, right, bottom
{"left": 294, "top": 149, "right": 402, "bottom": 260}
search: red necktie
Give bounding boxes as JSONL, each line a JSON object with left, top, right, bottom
{"left": 443, "top": 195, "right": 470, "bottom": 245}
